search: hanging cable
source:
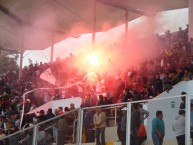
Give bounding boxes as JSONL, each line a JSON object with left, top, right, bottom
{"left": 23, "top": 51, "right": 32, "bottom": 58}
{"left": 53, "top": 0, "right": 93, "bottom": 25}
{"left": 0, "top": 24, "right": 21, "bottom": 39}
{"left": 41, "top": 50, "right": 49, "bottom": 62}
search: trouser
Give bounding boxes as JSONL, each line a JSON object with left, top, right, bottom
{"left": 117, "top": 121, "right": 122, "bottom": 141}
{"left": 176, "top": 134, "right": 185, "bottom": 145}
{"left": 86, "top": 129, "right": 95, "bottom": 143}
{"left": 130, "top": 127, "right": 139, "bottom": 145}
{"left": 152, "top": 134, "right": 163, "bottom": 145}
{"left": 96, "top": 127, "right": 105, "bottom": 145}
{"left": 121, "top": 130, "right": 126, "bottom": 145}
{"left": 138, "top": 136, "right": 147, "bottom": 145}
{"left": 58, "top": 131, "right": 66, "bottom": 145}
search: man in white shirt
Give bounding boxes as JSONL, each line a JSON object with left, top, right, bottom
{"left": 173, "top": 110, "right": 185, "bottom": 145}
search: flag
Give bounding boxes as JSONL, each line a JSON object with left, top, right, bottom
{"left": 160, "top": 58, "right": 164, "bottom": 67}
{"left": 40, "top": 68, "right": 56, "bottom": 85}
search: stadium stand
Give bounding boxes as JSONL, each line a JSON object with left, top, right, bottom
{"left": 0, "top": 24, "right": 193, "bottom": 145}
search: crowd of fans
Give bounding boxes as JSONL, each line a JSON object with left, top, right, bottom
{"left": 0, "top": 24, "right": 193, "bottom": 144}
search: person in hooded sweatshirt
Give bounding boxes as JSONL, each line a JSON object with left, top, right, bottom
{"left": 172, "top": 110, "right": 186, "bottom": 145}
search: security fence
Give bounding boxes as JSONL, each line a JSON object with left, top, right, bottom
{"left": 0, "top": 109, "right": 80, "bottom": 145}
{"left": 0, "top": 125, "right": 35, "bottom": 145}
{"left": 80, "top": 94, "right": 190, "bottom": 145}
{"left": 81, "top": 102, "right": 128, "bottom": 144}
{"left": 35, "top": 108, "right": 80, "bottom": 145}
{"left": 127, "top": 94, "right": 190, "bottom": 145}
{"left": 0, "top": 94, "right": 192, "bottom": 145}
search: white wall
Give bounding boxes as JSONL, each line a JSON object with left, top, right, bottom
{"left": 146, "top": 80, "right": 193, "bottom": 140}
{"left": 52, "top": 97, "right": 82, "bottom": 112}
{"left": 28, "top": 97, "right": 82, "bottom": 115}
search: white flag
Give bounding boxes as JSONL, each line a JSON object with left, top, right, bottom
{"left": 161, "top": 58, "right": 164, "bottom": 67}
{"left": 40, "top": 68, "right": 56, "bottom": 85}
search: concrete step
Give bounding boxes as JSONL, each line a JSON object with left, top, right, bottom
{"left": 64, "top": 139, "right": 180, "bottom": 145}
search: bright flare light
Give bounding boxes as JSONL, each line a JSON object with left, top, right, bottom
{"left": 88, "top": 54, "right": 99, "bottom": 66}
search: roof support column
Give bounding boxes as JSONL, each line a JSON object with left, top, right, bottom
{"left": 19, "top": 49, "right": 23, "bottom": 80}
{"left": 189, "top": 0, "right": 193, "bottom": 39}
{"left": 92, "top": 0, "right": 96, "bottom": 50}
{"left": 19, "top": 27, "right": 24, "bottom": 80}
{"left": 125, "top": 10, "right": 129, "bottom": 40}
{"left": 19, "top": 48, "right": 23, "bottom": 80}
{"left": 50, "top": 34, "right": 54, "bottom": 64}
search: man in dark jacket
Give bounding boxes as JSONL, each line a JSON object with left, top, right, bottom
{"left": 84, "top": 110, "right": 95, "bottom": 143}
{"left": 45, "top": 108, "right": 55, "bottom": 120}
{"left": 57, "top": 116, "right": 68, "bottom": 145}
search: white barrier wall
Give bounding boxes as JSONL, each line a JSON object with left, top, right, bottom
{"left": 28, "top": 97, "right": 82, "bottom": 115}
{"left": 52, "top": 97, "right": 82, "bottom": 111}
{"left": 146, "top": 80, "right": 193, "bottom": 140}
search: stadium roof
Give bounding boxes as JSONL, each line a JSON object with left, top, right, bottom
{"left": 0, "top": 0, "right": 188, "bottom": 53}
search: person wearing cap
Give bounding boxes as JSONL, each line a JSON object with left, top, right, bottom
{"left": 93, "top": 108, "right": 106, "bottom": 145}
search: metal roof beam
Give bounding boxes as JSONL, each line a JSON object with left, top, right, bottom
{"left": 0, "top": 45, "right": 20, "bottom": 53}
{"left": 0, "top": 4, "right": 23, "bottom": 25}
{"left": 0, "top": 4, "right": 67, "bottom": 35}
{"left": 97, "top": 0, "right": 155, "bottom": 17}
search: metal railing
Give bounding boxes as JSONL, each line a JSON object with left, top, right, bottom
{"left": 0, "top": 94, "right": 192, "bottom": 145}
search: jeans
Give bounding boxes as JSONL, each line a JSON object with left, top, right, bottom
{"left": 96, "top": 127, "right": 105, "bottom": 145}
{"left": 152, "top": 134, "right": 163, "bottom": 145}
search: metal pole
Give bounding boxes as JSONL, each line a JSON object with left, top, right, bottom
{"left": 79, "top": 108, "right": 84, "bottom": 145}
{"left": 115, "top": 107, "right": 117, "bottom": 126}
{"left": 32, "top": 125, "right": 38, "bottom": 145}
{"left": 92, "top": 0, "right": 96, "bottom": 50}
{"left": 19, "top": 50, "right": 23, "bottom": 80}
{"left": 76, "top": 108, "right": 81, "bottom": 144}
{"left": 125, "top": 10, "right": 129, "bottom": 40}
{"left": 185, "top": 94, "right": 191, "bottom": 145}
{"left": 126, "top": 102, "right": 131, "bottom": 145}
{"left": 50, "top": 33, "right": 54, "bottom": 64}
{"left": 19, "top": 27, "right": 24, "bottom": 80}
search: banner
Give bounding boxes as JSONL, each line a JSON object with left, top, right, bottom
{"left": 40, "top": 68, "right": 56, "bottom": 85}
